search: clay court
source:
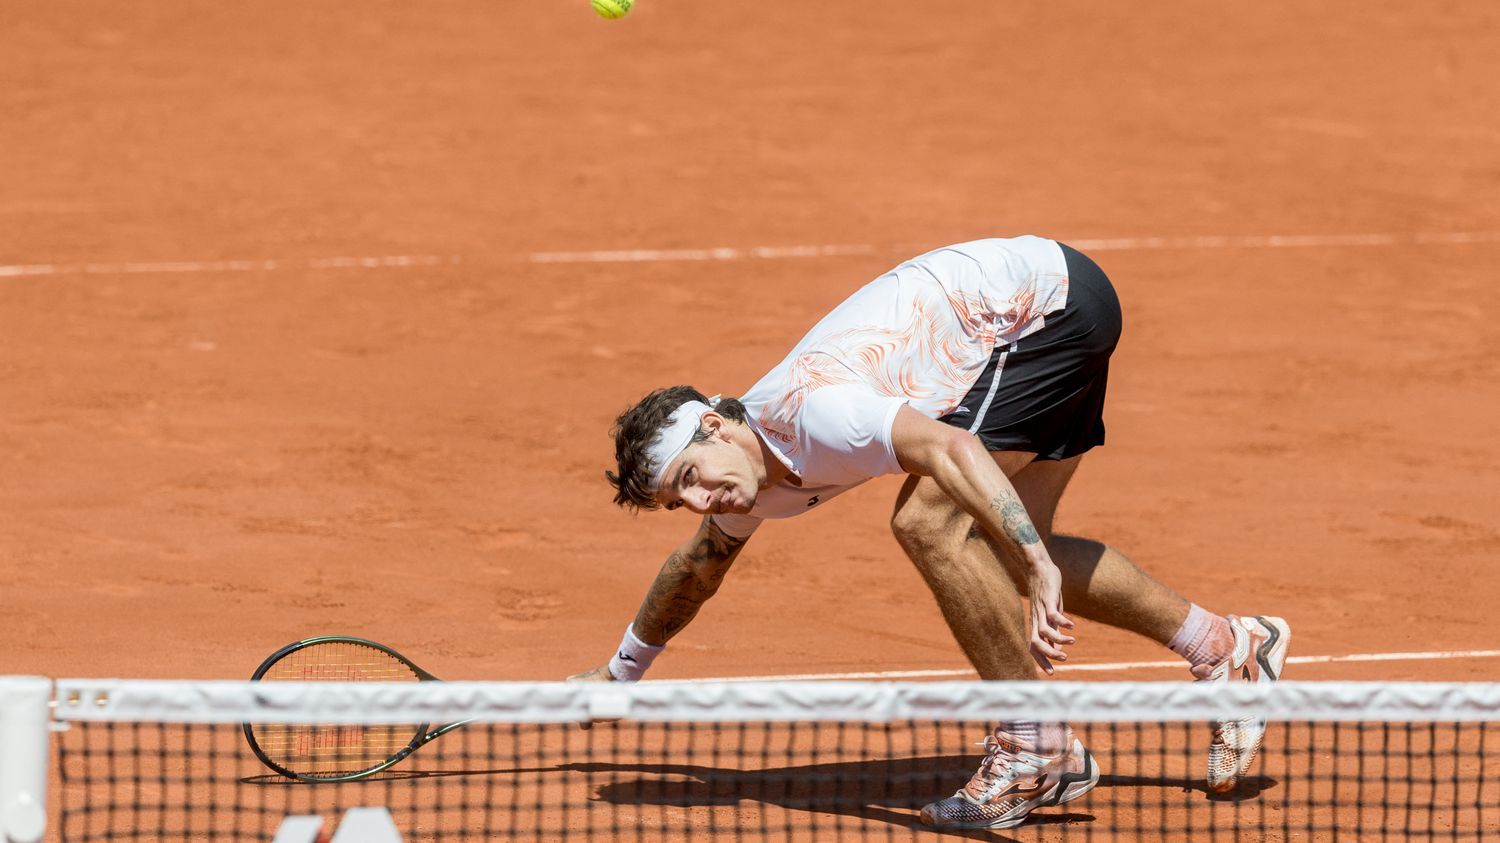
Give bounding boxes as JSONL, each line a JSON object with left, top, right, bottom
{"left": 3, "top": 1, "right": 1498, "bottom": 838}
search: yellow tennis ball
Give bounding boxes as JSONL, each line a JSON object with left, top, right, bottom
{"left": 592, "top": 0, "right": 632, "bottom": 19}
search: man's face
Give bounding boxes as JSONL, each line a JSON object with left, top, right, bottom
{"left": 655, "top": 424, "right": 758, "bottom": 516}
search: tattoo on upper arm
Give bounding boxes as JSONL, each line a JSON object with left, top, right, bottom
{"left": 991, "top": 495, "right": 1042, "bottom": 545}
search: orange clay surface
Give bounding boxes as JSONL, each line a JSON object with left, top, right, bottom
{"left": 3, "top": 1, "right": 1499, "bottom": 838}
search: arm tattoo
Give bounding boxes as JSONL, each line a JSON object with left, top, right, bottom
{"left": 636, "top": 517, "right": 748, "bottom": 639}
{"left": 991, "top": 495, "right": 1042, "bottom": 546}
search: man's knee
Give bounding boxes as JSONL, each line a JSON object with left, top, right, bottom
{"left": 890, "top": 505, "right": 956, "bottom": 559}
{"left": 890, "top": 486, "right": 967, "bottom": 560}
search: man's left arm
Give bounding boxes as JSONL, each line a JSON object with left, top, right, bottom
{"left": 888, "top": 405, "right": 1075, "bottom": 673}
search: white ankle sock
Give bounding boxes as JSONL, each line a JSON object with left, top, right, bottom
{"left": 997, "top": 721, "right": 1069, "bottom": 755}
{"left": 1167, "top": 603, "right": 1233, "bottom": 676}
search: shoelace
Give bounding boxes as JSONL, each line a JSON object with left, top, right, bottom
{"left": 966, "top": 735, "right": 1039, "bottom": 795}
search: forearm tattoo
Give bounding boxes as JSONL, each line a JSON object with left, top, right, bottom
{"left": 636, "top": 517, "right": 747, "bottom": 639}
{"left": 991, "top": 494, "right": 1042, "bottom": 546}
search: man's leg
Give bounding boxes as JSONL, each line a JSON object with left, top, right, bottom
{"left": 896, "top": 451, "right": 1206, "bottom": 756}
{"left": 899, "top": 451, "right": 1291, "bottom": 814}
{"left": 890, "top": 450, "right": 1037, "bottom": 681}
{"left": 999, "top": 455, "right": 1194, "bottom": 647}
{"left": 898, "top": 453, "right": 1100, "bottom": 830}
{"left": 892, "top": 452, "right": 1206, "bottom": 676}
{"left": 1003, "top": 456, "right": 1293, "bottom": 795}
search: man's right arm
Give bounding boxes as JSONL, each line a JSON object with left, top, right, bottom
{"left": 631, "top": 515, "right": 748, "bottom": 644}
{"left": 569, "top": 516, "right": 750, "bottom": 681}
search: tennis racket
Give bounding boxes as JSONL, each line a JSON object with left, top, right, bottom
{"left": 242, "top": 636, "right": 472, "bottom": 782}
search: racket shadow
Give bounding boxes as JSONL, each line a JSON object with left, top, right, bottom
{"left": 239, "top": 766, "right": 560, "bottom": 786}
{"left": 1099, "top": 771, "right": 1280, "bottom": 801}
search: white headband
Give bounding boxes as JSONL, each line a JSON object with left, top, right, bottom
{"left": 647, "top": 399, "right": 716, "bottom": 491}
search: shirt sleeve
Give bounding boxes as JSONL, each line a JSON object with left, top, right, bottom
{"left": 710, "top": 512, "right": 762, "bottom": 539}
{"left": 799, "top": 384, "right": 907, "bottom": 480}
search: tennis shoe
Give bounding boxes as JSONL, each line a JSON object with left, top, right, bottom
{"left": 918, "top": 730, "right": 1098, "bottom": 830}
{"left": 1206, "top": 614, "right": 1291, "bottom": 794}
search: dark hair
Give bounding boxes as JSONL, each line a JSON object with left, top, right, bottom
{"left": 606, "top": 386, "right": 748, "bottom": 511}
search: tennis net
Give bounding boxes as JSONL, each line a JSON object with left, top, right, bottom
{"left": 2, "top": 676, "right": 1497, "bottom": 840}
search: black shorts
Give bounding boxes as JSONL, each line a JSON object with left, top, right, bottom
{"left": 937, "top": 243, "right": 1122, "bottom": 460}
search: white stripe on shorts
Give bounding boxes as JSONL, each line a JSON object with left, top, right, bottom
{"left": 967, "top": 342, "right": 1017, "bottom": 435}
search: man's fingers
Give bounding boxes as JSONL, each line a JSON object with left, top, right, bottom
{"left": 1031, "top": 646, "right": 1055, "bottom": 676}
{"left": 1046, "top": 611, "right": 1077, "bottom": 643}
{"left": 1031, "top": 633, "right": 1067, "bottom": 662}
{"left": 1042, "top": 627, "right": 1075, "bottom": 646}
{"left": 1034, "top": 612, "right": 1074, "bottom": 647}
{"left": 1028, "top": 573, "right": 1072, "bottom": 674}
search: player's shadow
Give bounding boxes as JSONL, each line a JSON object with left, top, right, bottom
{"left": 241, "top": 755, "right": 1277, "bottom": 838}
{"left": 564, "top": 755, "right": 1091, "bottom": 840}
{"left": 565, "top": 756, "right": 1278, "bottom": 834}
{"left": 242, "top": 756, "right": 1086, "bottom": 839}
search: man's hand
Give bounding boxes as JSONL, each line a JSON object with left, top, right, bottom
{"left": 1026, "top": 561, "right": 1075, "bottom": 674}
{"left": 566, "top": 665, "right": 618, "bottom": 729}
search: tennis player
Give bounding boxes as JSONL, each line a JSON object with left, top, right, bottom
{"left": 572, "top": 235, "right": 1291, "bottom": 830}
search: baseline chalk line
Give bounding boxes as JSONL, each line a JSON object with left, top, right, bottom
{"left": 528, "top": 244, "right": 876, "bottom": 263}
{"left": 0, "top": 254, "right": 461, "bottom": 279}
{"left": 688, "top": 648, "right": 1500, "bottom": 683}
{"left": 528, "top": 230, "right": 1500, "bottom": 264}
{"left": 4, "top": 230, "right": 1496, "bottom": 278}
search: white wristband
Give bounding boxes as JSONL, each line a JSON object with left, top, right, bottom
{"left": 607, "top": 625, "right": 665, "bottom": 682}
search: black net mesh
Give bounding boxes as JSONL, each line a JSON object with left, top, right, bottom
{"left": 55, "top": 717, "right": 1500, "bottom": 841}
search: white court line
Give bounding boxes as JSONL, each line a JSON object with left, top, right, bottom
{"left": 527, "top": 230, "right": 1500, "bottom": 264}
{"left": 0, "top": 254, "right": 460, "bottom": 278}
{"left": 687, "top": 649, "right": 1500, "bottom": 683}
{"left": 1069, "top": 231, "right": 1500, "bottom": 252}
{"left": 4, "top": 230, "right": 1496, "bottom": 278}
{"left": 527, "top": 243, "right": 876, "bottom": 263}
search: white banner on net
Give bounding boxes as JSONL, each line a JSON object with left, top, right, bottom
{"left": 0, "top": 677, "right": 49, "bottom": 843}
{"left": 45, "top": 679, "right": 1500, "bottom": 726}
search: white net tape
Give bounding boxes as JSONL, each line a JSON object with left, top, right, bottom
{"left": 46, "top": 679, "right": 1500, "bottom": 725}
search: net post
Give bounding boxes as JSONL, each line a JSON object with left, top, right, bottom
{"left": 0, "top": 677, "right": 50, "bottom": 843}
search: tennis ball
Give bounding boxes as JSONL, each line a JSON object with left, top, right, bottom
{"left": 592, "top": 0, "right": 632, "bottom": 19}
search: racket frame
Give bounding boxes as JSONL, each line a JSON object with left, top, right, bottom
{"left": 242, "top": 635, "right": 470, "bottom": 783}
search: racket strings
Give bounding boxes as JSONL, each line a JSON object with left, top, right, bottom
{"left": 250, "top": 640, "right": 425, "bottom": 777}
{"left": 258, "top": 640, "right": 422, "bottom": 683}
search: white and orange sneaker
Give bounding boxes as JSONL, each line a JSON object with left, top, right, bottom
{"left": 1206, "top": 614, "right": 1292, "bottom": 794}
{"left": 918, "top": 730, "right": 1098, "bottom": 830}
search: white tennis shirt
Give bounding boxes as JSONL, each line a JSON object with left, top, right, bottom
{"left": 712, "top": 235, "right": 1070, "bottom": 539}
